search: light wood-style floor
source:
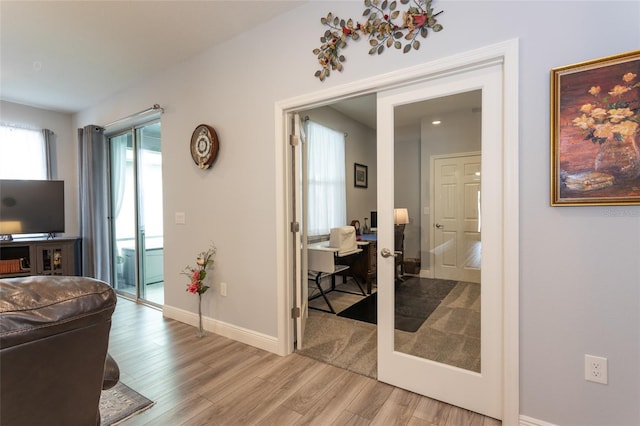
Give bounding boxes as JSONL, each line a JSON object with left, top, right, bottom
{"left": 109, "top": 297, "right": 501, "bottom": 425}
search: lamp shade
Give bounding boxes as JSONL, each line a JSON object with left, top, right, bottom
{"left": 394, "top": 208, "right": 409, "bottom": 225}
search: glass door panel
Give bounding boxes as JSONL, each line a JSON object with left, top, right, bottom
{"left": 393, "top": 93, "right": 482, "bottom": 371}
{"left": 39, "top": 246, "right": 64, "bottom": 275}
{"left": 109, "top": 121, "right": 164, "bottom": 305}
{"left": 137, "top": 123, "right": 164, "bottom": 305}
{"left": 110, "top": 132, "right": 136, "bottom": 297}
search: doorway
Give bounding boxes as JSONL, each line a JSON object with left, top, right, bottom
{"left": 294, "top": 106, "right": 379, "bottom": 378}
{"left": 107, "top": 120, "right": 164, "bottom": 306}
{"left": 296, "top": 90, "right": 488, "bottom": 390}
{"left": 279, "top": 40, "right": 519, "bottom": 423}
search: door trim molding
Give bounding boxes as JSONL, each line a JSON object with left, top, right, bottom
{"left": 274, "top": 38, "right": 519, "bottom": 424}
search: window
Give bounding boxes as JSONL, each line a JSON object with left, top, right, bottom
{"left": 306, "top": 121, "right": 346, "bottom": 236}
{"left": 0, "top": 125, "right": 50, "bottom": 179}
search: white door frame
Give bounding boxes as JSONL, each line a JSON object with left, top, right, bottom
{"left": 274, "top": 39, "right": 519, "bottom": 424}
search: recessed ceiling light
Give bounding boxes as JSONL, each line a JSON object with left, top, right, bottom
{"left": 432, "top": 120, "right": 441, "bottom": 125}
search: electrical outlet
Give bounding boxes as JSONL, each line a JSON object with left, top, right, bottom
{"left": 220, "top": 282, "right": 227, "bottom": 297}
{"left": 585, "top": 354, "right": 608, "bottom": 384}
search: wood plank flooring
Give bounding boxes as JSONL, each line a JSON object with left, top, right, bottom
{"left": 109, "top": 297, "right": 501, "bottom": 425}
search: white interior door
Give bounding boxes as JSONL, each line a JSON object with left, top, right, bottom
{"left": 377, "top": 64, "right": 504, "bottom": 419}
{"left": 433, "top": 154, "right": 481, "bottom": 284}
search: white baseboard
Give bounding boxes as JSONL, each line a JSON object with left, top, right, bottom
{"left": 163, "top": 304, "right": 283, "bottom": 355}
{"left": 419, "top": 268, "right": 432, "bottom": 278}
{"left": 520, "top": 415, "right": 558, "bottom": 426}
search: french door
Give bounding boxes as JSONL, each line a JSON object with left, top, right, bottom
{"left": 290, "top": 113, "right": 309, "bottom": 349}
{"left": 377, "top": 64, "right": 504, "bottom": 419}
{"left": 108, "top": 120, "right": 164, "bottom": 305}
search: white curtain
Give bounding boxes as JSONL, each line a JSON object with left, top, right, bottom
{"left": 0, "top": 125, "right": 50, "bottom": 179}
{"left": 305, "top": 121, "right": 346, "bottom": 236}
{"left": 110, "top": 133, "right": 128, "bottom": 219}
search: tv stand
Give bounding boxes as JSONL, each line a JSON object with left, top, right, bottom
{"left": 0, "top": 237, "right": 81, "bottom": 278}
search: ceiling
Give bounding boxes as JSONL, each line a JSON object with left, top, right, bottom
{"left": 1, "top": 0, "right": 481, "bottom": 129}
{"left": 0, "top": 1, "right": 306, "bottom": 113}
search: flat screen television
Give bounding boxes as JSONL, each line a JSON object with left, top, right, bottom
{"left": 0, "top": 180, "right": 65, "bottom": 237}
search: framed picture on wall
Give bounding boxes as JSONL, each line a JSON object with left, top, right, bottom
{"left": 354, "top": 163, "right": 368, "bottom": 188}
{"left": 551, "top": 49, "right": 640, "bottom": 206}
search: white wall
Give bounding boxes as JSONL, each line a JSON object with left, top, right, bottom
{"left": 70, "top": 2, "right": 639, "bottom": 425}
{"left": 0, "top": 101, "right": 78, "bottom": 237}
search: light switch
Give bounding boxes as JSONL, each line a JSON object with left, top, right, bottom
{"left": 175, "top": 212, "right": 186, "bottom": 225}
{"left": 424, "top": 207, "right": 430, "bottom": 215}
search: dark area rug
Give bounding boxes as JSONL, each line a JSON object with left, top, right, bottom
{"left": 100, "top": 381, "right": 155, "bottom": 426}
{"left": 337, "top": 277, "right": 457, "bottom": 332}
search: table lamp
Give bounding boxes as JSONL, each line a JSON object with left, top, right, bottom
{"left": 393, "top": 208, "right": 409, "bottom": 225}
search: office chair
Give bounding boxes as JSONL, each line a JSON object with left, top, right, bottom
{"left": 393, "top": 208, "right": 409, "bottom": 283}
{"left": 394, "top": 223, "right": 406, "bottom": 283}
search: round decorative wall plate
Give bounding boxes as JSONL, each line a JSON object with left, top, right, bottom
{"left": 190, "top": 124, "right": 219, "bottom": 169}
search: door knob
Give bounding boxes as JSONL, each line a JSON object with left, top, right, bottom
{"left": 435, "top": 223, "right": 444, "bottom": 228}
{"left": 381, "top": 248, "right": 396, "bottom": 258}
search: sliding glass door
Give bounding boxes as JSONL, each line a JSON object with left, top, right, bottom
{"left": 108, "top": 120, "right": 164, "bottom": 305}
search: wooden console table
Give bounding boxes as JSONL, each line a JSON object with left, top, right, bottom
{"left": 0, "top": 237, "right": 81, "bottom": 278}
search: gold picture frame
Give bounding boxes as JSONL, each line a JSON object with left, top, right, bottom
{"left": 551, "top": 49, "right": 640, "bottom": 206}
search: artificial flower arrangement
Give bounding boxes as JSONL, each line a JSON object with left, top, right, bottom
{"left": 313, "top": 0, "right": 444, "bottom": 81}
{"left": 183, "top": 244, "right": 216, "bottom": 295}
{"left": 182, "top": 243, "right": 216, "bottom": 336}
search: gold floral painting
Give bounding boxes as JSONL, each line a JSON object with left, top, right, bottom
{"left": 551, "top": 50, "right": 640, "bottom": 205}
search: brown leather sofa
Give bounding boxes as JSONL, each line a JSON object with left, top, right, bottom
{"left": 0, "top": 276, "right": 119, "bottom": 426}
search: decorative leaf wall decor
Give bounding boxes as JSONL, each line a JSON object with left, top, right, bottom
{"left": 313, "top": 0, "right": 444, "bottom": 81}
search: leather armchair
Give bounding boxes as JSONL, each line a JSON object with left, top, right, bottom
{"left": 0, "top": 276, "right": 118, "bottom": 426}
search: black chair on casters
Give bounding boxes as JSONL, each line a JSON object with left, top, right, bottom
{"left": 394, "top": 223, "right": 406, "bottom": 283}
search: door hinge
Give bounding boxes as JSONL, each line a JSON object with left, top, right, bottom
{"left": 290, "top": 222, "right": 300, "bottom": 232}
{"left": 289, "top": 134, "right": 299, "bottom": 147}
{"left": 291, "top": 307, "right": 301, "bottom": 318}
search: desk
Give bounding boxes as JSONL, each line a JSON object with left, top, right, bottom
{"left": 307, "top": 243, "right": 366, "bottom": 313}
{"left": 354, "top": 234, "right": 377, "bottom": 293}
